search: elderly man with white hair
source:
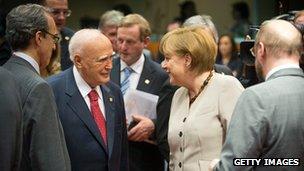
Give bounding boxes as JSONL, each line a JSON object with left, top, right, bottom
{"left": 47, "top": 29, "right": 129, "bottom": 171}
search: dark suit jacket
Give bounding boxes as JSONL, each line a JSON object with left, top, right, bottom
{"left": 155, "top": 64, "right": 233, "bottom": 162}
{"left": 60, "top": 27, "right": 74, "bottom": 71}
{"left": 0, "top": 67, "right": 22, "bottom": 171}
{"left": 3, "top": 55, "right": 70, "bottom": 171}
{"left": 215, "top": 68, "right": 304, "bottom": 171}
{"left": 110, "top": 56, "right": 168, "bottom": 171}
{"left": 47, "top": 68, "right": 129, "bottom": 171}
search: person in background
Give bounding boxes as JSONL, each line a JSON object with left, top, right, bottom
{"left": 160, "top": 27, "right": 243, "bottom": 170}
{"left": 210, "top": 19, "right": 304, "bottom": 171}
{"left": 216, "top": 34, "right": 243, "bottom": 77}
{"left": 0, "top": 67, "right": 22, "bottom": 171}
{"left": 3, "top": 4, "right": 70, "bottom": 170}
{"left": 48, "top": 29, "right": 129, "bottom": 171}
{"left": 42, "top": 0, "right": 74, "bottom": 71}
{"left": 99, "top": 10, "right": 124, "bottom": 56}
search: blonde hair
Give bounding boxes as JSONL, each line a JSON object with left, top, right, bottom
{"left": 119, "top": 13, "right": 151, "bottom": 41}
{"left": 160, "top": 27, "right": 217, "bottom": 74}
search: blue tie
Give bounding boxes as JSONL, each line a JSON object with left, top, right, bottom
{"left": 121, "top": 67, "right": 132, "bottom": 95}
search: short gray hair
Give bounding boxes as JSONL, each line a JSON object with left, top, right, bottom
{"left": 183, "top": 15, "right": 219, "bottom": 43}
{"left": 99, "top": 10, "right": 124, "bottom": 29}
{"left": 6, "top": 4, "right": 49, "bottom": 51}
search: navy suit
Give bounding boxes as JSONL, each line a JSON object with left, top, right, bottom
{"left": 47, "top": 68, "right": 129, "bottom": 171}
{"left": 110, "top": 56, "right": 168, "bottom": 171}
{"left": 60, "top": 27, "right": 74, "bottom": 71}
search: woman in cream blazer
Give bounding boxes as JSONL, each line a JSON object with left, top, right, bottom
{"left": 159, "top": 27, "right": 244, "bottom": 171}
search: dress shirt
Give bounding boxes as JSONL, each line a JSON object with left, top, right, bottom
{"left": 265, "top": 64, "right": 300, "bottom": 81}
{"left": 14, "top": 52, "right": 40, "bottom": 74}
{"left": 120, "top": 53, "right": 145, "bottom": 91}
{"left": 73, "top": 66, "right": 106, "bottom": 119}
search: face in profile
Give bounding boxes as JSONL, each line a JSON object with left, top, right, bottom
{"left": 117, "top": 25, "right": 147, "bottom": 66}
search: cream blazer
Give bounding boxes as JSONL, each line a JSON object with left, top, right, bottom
{"left": 168, "top": 73, "right": 244, "bottom": 171}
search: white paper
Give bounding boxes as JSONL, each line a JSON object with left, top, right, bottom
{"left": 124, "top": 89, "right": 159, "bottom": 124}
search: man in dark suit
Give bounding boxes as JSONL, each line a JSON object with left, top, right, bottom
{"left": 42, "top": 0, "right": 74, "bottom": 70}
{"left": 3, "top": 4, "right": 70, "bottom": 170}
{"left": 111, "top": 14, "right": 168, "bottom": 171}
{"left": 48, "top": 29, "right": 129, "bottom": 171}
{"left": 0, "top": 67, "right": 22, "bottom": 171}
{"left": 210, "top": 20, "right": 304, "bottom": 171}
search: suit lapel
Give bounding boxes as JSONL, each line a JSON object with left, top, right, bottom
{"left": 137, "top": 56, "right": 155, "bottom": 92}
{"left": 64, "top": 69, "right": 108, "bottom": 153}
{"left": 100, "top": 84, "right": 116, "bottom": 158}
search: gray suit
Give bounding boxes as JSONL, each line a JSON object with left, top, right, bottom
{"left": 215, "top": 68, "right": 304, "bottom": 171}
{"left": 3, "top": 56, "right": 70, "bottom": 171}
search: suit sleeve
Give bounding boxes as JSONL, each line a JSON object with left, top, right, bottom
{"left": 24, "top": 82, "right": 70, "bottom": 171}
{"left": 214, "top": 89, "right": 268, "bottom": 171}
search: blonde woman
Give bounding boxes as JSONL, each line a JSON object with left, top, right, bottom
{"left": 160, "top": 27, "right": 244, "bottom": 171}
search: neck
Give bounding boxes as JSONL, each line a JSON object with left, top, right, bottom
{"left": 263, "top": 56, "right": 299, "bottom": 78}
{"left": 19, "top": 48, "right": 40, "bottom": 66}
{"left": 185, "top": 71, "right": 211, "bottom": 99}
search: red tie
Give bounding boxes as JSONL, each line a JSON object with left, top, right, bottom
{"left": 88, "top": 90, "right": 107, "bottom": 145}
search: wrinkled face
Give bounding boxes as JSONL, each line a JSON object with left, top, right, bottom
{"left": 219, "top": 36, "right": 233, "bottom": 56}
{"left": 102, "top": 25, "right": 118, "bottom": 52}
{"left": 77, "top": 40, "right": 113, "bottom": 87}
{"left": 117, "top": 25, "right": 147, "bottom": 66}
{"left": 45, "top": 0, "right": 69, "bottom": 31}
{"left": 40, "top": 15, "right": 58, "bottom": 69}
{"left": 161, "top": 53, "right": 187, "bottom": 86}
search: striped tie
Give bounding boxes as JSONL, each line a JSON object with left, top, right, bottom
{"left": 121, "top": 67, "right": 132, "bottom": 95}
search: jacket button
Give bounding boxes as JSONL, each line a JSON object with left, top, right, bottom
{"left": 179, "top": 162, "right": 182, "bottom": 168}
{"left": 179, "top": 131, "right": 183, "bottom": 137}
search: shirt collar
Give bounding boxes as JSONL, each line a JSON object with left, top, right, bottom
{"left": 120, "top": 53, "right": 145, "bottom": 73}
{"left": 265, "top": 64, "right": 300, "bottom": 81}
{"left": 14, "top": 51, "right": 40, "bottom": 74}
{"left": 73, "top": 66, "right": 102, "bottom": 98}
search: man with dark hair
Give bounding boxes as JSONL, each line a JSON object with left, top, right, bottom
{"left": 3, "top": 4, "right": 70, "bottom": 170}
{"left": 42, "top": 0, "right": 74, "bottom": 71}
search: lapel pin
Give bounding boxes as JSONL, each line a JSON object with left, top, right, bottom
{"left": 145, "top": 79, "right": 150, "bottom": 84}
{"left": 109, "top": 97, "right": 113, "bottom": 102}
{"left": 65, "top": 36, "right": 70, "bottom": 41}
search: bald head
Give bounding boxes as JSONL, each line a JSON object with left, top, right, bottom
{"left": 256, "top": 19, "right": 303, "bottom": 58}
{"left": 69, "top": 29, "right": 112, "bottom": 62}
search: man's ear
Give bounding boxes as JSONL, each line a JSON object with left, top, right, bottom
{"left": 35, "top": 31, "right": 43, "bottom": 46}
{"left": 74, "top": 54, "right": 82, "bottom": 68}
{"left": 143, "top": 36, "right": 150, "bottom": 48}
{"left": 256, "top": 42, "right": 266, "bottom": 64}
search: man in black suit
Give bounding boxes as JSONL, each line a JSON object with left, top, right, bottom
{"left": 48, "top": 29, "right": 129, "bottom": 171}
{"left": 0, "top": 67, "right": 22, "bottom": 171}
{"left": 3, "top": 4, "right": 70, "bottom": 170}
{"left": 42, "top": 0, "right": 74, "bottom": 70}
{"left": 110, "top": 14, "right": 168, "bottom": 171}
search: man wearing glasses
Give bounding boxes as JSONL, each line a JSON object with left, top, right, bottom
{"left": 42, "top": 0, "right": 74, "bottom": 71}
{"left": 47, "top": 29, "right": 129, "bottom": 170}
{"left": 3, "top": 4, "right": 70, "bottom": 171}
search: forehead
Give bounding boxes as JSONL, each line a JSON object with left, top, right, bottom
{"left": 117, "top": 25, "right": 140, "bottom": 40}
{"left": 45, "top": 0, "right": 68, "bottom": 8}
{"left": 83, "top": 39, "right": 113, "bottom": 57}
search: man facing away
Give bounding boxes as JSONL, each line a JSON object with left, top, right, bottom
{"left": 3, "top": 4, "right": 70, "bottom": 171}
{"left": 47, "top": 29, "right": 129, "bottom": 171}
{"left": 210, "top": 19, "right": 304, "bottom": 171}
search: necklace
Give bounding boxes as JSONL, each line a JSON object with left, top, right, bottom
{"left": 189, "top": 71, "right": 213, "bottom": 105}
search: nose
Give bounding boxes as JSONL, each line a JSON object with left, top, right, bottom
{"left": 105, "top": 59, "right": 113, "bottom": 70}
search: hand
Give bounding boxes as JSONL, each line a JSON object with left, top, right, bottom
{"left": 209, "top": 159, "right": 220, "bottom": 171}
{"left": 128, "top": 114, "right": 155, "bottom": 142}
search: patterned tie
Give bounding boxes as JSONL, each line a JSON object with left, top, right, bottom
{"left": 88, "top": 90, "right": 107, "bottom": 145}
{"left": 121, "top": 67, "right": 132, "bottom": 95}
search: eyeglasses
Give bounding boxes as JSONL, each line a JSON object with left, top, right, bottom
{"left": 41, "top": 30, "right": 61, "bottom": 44}
{"left": 47, "top": 8, "right": 72, "bottom": 17}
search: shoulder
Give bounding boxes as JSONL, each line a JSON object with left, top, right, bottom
{"left": 213, "top": 73, "right": 243, "bottom": 90}
{"left": 214, "top": 64, "right": 233, "bottom": 76}
{"left": 146, "top": 58, "right": 168, "bottom": 77}
{"left": 61, "top": 27, "right": 75, "bottom": 37}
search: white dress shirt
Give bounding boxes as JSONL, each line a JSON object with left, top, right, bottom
{"left": 120, "top": 53, "right": 145, "bottom": 93}
{"left": 73, "top": 66, "right": 106, "bottom": 119}
{"left": 14, "top": 51, "right": 40, "bottom": 74}
{"left": 265, "top": 64, "right": 300, "bottom": 81}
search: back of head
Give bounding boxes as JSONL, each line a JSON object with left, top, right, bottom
{"left": 256, "top": 19, "right": 303, "bottom": 58}
{"left": 160, "top": 27, "right": 217, "bottom": 74}
{"left": 69, "top": 29, "right": 111, "bottom": 61}
{"left": 6, "top": 4, "right": 49, "bottom": 51}
{"left": 99, "top": 10, "right": 124, "bottom": 29}
{"left": 119, "top": 13, "right": 151, "bottom": 41}
{"left": 183, "top": 15, "right": 219, "bottom": 43}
